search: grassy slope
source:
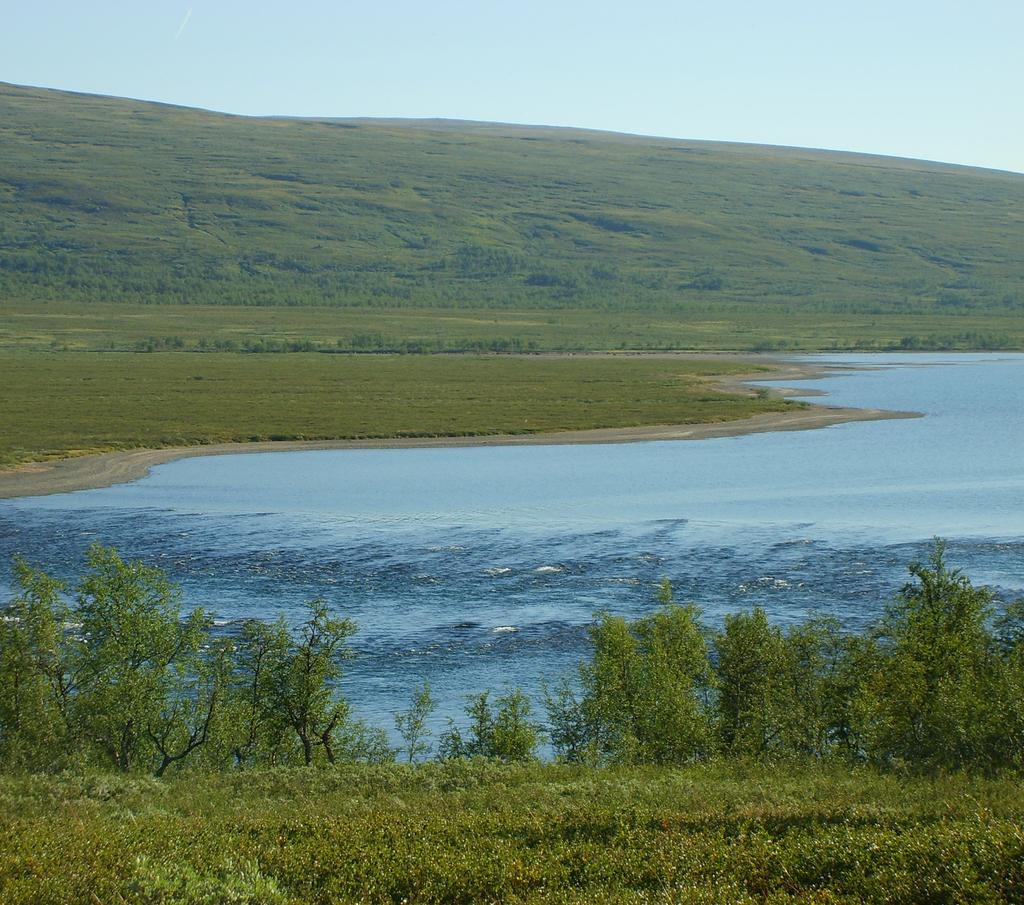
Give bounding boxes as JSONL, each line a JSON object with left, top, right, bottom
{"left": 2, "top": 82, "right": 1023, "bottom": 352}
{"left": 0, "top": 354, "right": 791, "bottom": 467}
{"left": 2, "top": 762, "right": 1022, "bottom": 903}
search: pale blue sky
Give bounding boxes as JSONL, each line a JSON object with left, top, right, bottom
{"left": 3, "top": 1, "right": 1022, "bottom": 172}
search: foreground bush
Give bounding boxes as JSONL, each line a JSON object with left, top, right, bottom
{"left": 548, "top": 543, "right": 1024, "bottom": 773}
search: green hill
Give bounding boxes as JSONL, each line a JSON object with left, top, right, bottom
{"left": 1, "top": 81, "right": 1023, "bottom": 351}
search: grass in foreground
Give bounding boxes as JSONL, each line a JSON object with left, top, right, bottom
{"left": 0, "top": 352, "right": 793, "bottom": 467}
{"left": 1, "top": 761, "right": 1021, "bottom": 903}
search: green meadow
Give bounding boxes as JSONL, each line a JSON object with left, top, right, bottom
{"left": 2, "top": 763, "right": 1022, "bottom": 904}
{"left": 0, "top": 353, "right": 792, "bottom": 467}
{"left": 6, "top": 300, "right": 1024, "bottom": 354}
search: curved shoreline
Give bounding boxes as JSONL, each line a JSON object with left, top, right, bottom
{"left": 0, "top": 355, "right": 922, "bottom": 500}
{"left": 0, "top": 403, "right": 918, "bottom": 500}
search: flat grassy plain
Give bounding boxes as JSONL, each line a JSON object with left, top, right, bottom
{"left": 0, "top": 352, "right": 792, "bottom": 467}
{"left": 6, "top": 300, "right": 1024, "bottom": 353}
{"left": 2, "top": 762, "right": 1022, "bottom": 903}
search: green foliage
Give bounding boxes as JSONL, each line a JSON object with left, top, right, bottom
{"left": 547, "top": 542, "right": 1024, "bottom": 773}
{"left": 5, "top": 299, "right": 1024, "bottom": 356}
{"left": 216, "top": 619, "right": 293, "bottom": 768}
{"left": 713, "top": 608, "right": 790, "bottom": 755}
{"left": 2, "top": 80, "right": 1023, "bottom": 340}
{"left": 129, "top": 855, "right": 289, "bottom": 905}
{"left": 0, "top": 546, "right": 224, "bottom": 774}
{"left": 5, "top": 542, "right": 1024, "bottom": 898}
{"left": 69, "top": 545, "right": 213, "bottom": 772}
{"left": 252, "top": 602, "right": 355, "bottom": 766}
{"left": 0, "top": 559, "right": 70, "bottom": 768}
{"left": 218, "top": 602, "right": 394, "bottom": 768}
{"left": 778, "top": 616, "right": 851, "bottom": 758}
{"left": 851, "top": 541, "right": 1018, "bottom": 772}
{"left": 0, "top": 548, "right": 381, "bottom": 775}
{"left": 394, "top": 681, "right": 437, "bottom": 763}
{"left": 438, "top": 690, "right": 540, "bottom": 762}
{"left": 5, "top": 540, "right": 1024, "bottom": 780}
{"left": 146, "top": 640, "right": 232, "bottom": 778}
{"left": 562, "top": 596, "right": 715, "bottom": 765}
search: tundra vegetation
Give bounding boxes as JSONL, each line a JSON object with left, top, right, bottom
{"left": 0, "top": 354, "right": 795, "bottom": 468}
{"left": 1, "top": 542, "right": 1023, "bottom": 901}
{"left": 2, "top": 82, "right": 1023, "bottom": 354}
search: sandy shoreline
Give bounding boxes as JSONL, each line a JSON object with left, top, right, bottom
{"left": 0, "top": 357, "right": 919, "bottom": 500}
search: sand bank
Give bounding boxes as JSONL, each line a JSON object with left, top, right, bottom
{"left": 0, "top": 409, "right": 916, "bottom": 500}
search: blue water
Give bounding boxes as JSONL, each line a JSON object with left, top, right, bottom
{"left": 1, "top": 353, "right": 1022, "bottom": 734}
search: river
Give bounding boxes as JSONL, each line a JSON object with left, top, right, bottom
{"left": 1, "top": 352, "right": 1022, "bottom": 732}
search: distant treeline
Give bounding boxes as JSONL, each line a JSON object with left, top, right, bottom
{"left": 124, "top": 331, "right": 1019, "bottom": 355}
{"left": 131, "top": 335, "right": 544, "bottom": 354}
{"left": 1, "top": 542, "right": 1022, "bottom": 776}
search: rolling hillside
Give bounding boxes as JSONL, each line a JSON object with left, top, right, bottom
{"left": 1, "top": 81, "right": 1023, "bottom": 351}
